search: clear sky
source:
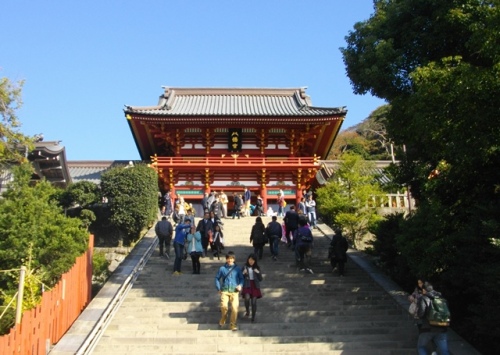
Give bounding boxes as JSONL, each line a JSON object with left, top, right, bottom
{"left": 1, "top": 0, "right": 384, "bottom": 161}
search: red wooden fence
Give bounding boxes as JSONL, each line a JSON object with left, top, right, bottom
{"left": 0, "top": 235, "right": 94, "bottom": 354}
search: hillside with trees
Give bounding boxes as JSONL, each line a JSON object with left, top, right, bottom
{"left": 328, "top": 104, "right": 401, "bottom": 161}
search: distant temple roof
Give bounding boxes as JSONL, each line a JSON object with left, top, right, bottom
{"left": 124, "top": 87, "right": 346, "bottom": 118}
{"left": 317, "top": 160, "right": 395, "bottom": 185}
{"left": 68, "top": 161, "right": 136, "bottom": 185}
{"left": 29, "top": 141, "right": 72, "bottom": 188}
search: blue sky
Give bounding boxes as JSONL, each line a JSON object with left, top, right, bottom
{"left": 1, "top": 1, "right": 384, "bottom": 161}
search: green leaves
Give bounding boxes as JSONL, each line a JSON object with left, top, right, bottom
{"left": 100, "top": 163, "right": 158, "bottom": 245}
{"left": 316, "top": 153, "right": 385, "bottom": 248}
{"left": 0, "top": 78, "right": 34, "bottom": 167}
{"left": 0, "top": 164, "right": 89, "bottom": 289}
{"left": 342, "top": 2, "right": 500, "bottom": 350}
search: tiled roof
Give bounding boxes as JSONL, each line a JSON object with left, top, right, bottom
{"left": 125, "top": 87, "right": 346, "bottom": 117}
{"left": 68, "top": 161, "right": 135, "bottom": 185}
{"left": 29, "top": 141, "right": 72, "bottom": 188}
{"left": 318, "top": 160, "right": 394, "bottom": 185}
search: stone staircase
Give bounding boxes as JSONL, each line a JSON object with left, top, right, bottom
{"left": 90, "top": 215, "right": 418, "bottom": 354}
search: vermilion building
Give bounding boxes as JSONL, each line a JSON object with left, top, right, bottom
{"left": 125, "top": 87, "right": 346, "bottom": 213}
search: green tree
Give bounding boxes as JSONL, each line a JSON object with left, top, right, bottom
{"left": 0, "top": 164, "right": 88, "bottom": 285}
{"left": 0, "top": 164, "right": 89, "bottom": 333}
{"left": 59, "top": 181, "right": 100, "bottom": 209}
{"left": 341, "top": 0, "right": 499, "bottom": 207}
{"left": 368, "top": 213, "right": 413, "bottom": 286}
{"left": 57, "top": 181, "right": 100, "bottom": 229}
{"left": 0, "top": 78, "right": 34, "bottom": 167}
{"left": 100, "top": 163, "right": 158, "bottom": 245}
{"left": 341, "top": 1, "right": 500, "bottom": 351}
{"left": 316, "top": 152, "right": 385, "bottom": 248}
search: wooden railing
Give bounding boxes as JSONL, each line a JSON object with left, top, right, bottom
{"left": 151, "top": 155, "right": 318, "bottom": 170}
{"left": 371, "top": 193, "right": 415, "bottom": 215}
{"left": 0, "top": 235, "right": 94, "bottom": 355}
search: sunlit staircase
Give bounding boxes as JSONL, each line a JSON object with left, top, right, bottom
{"left": 91, "top": 216, "right": 417, "bottom": 355}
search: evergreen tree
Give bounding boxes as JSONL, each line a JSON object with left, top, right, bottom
{"left": 0, "top": 164, "right": 89, "bottom": 333}
{"left": 316, "top": 152, "right": 385, "bottom": 248}
{"left": 100, "top": 163, "right": 158, "bottom": 245}
{"left": 341, "top": 1, "right": 500, "bottom": 351}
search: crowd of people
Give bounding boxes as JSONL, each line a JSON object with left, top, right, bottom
{"left": 154, "top": 188, "right": 449, "bottom": 352}
{"left": 156, "top": 188, "right": 322, "bottom": 274}
{"left": 154, "top": 188, "right": 323, "bottom": 331}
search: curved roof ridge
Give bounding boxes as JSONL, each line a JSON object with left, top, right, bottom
{"left": 124, "top": 86, "right": 347, "bottom": 116}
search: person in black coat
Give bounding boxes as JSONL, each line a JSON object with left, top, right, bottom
{"left": 232, "top": 192, "right": 242, "bottom": 219}
{"left": 284, "top": 205, "right": 300, "bottom": 246}
{"left": 249, "top": 217, "right": 267, "bottom": 259}
{"left": 329, "top": 229, "right": 348, "bottom": 276}
{"left": 255, "top": 195, "right": 264, "bottom": 216}
{"left": 196, "top": 211, "right": 214, "bottom": 257}
{"left": 266, "top": 215, "right": 283, "bottom": 261}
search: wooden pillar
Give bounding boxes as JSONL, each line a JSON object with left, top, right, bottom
{"left": 295, "top": 168, "right": 304, "bottom": 206}
{"left": 203, "top": 168, "right": 213, "bottom": 193}
{"left": 168, "top": 168, "right": 176, "bottom": 197}
{"left": 260, "top": 185, "right": 267, "bottom": 215}
{"left": 258, "top": 168, "right": 269, "bottom": 213}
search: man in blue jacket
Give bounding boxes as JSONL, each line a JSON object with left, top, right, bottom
{"left": 172, "top": 220, "right": 191, "bottom": 275}
{"left": 215, "top": 251, "right": 244, "bottom": 331}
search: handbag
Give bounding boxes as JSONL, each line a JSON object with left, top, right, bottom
{"left": 409, "top": 302, "right": 417, "bottom": 315}
{"left": 208, "top": 229, "right": 214, "bottom": 244}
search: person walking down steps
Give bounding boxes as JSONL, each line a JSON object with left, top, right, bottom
{"left": 172, "top": 219, "right": 190, "bottom": 275}
{"left": 215, "top": 251, "right": 244, "bottom": 331}
{"left": 249, "top": 216, "right": 267, "bottom": 260}
{"left": 329, "top": 228, "right": 348, "bottom": 277}
{"left": 242, "top": 253, "right": 263, "bottom": 323}
{"left": 186, "top": 224, "right": 203, "bottom": 274}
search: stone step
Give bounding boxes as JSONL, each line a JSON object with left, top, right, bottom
{"left": 106, "top": 319, "right": 412, "bottom": 331}
{"left": 110, "top": 318, "right": 413, "bottom": 331}
{"left": 113, "top": 306, "right": 404, "bottom": 317}
{"left": 92, "top": 338, "right": 416, "bottom": 354}
{"left": 102, "top": 323, "right": 416, "bottom": 337}
{"left": 117, "top": 302, "right": 399, "bottom": 311}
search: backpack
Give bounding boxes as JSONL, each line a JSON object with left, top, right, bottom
{"left": 426, "top": 295, "right": 451, "bottom": 327}
{"left": 297, "top": 230, "right": 313, "bottom": 243}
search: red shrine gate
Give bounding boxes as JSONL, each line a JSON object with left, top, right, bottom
{"left": 125, "top": 87, "right": 346, "bottom": 213}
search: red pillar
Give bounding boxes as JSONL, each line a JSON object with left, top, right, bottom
{"left": 260, "top": 186, "right": 267, "bottom": 215}
{"left": 295, "top": 185, "right": 303, "bottom": 206}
